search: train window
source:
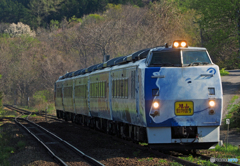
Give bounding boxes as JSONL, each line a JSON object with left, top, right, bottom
{"left": 182, "top": 51, "right": 211, "bottom": 66}
{"left": 149, "top": 51, "right": 181, "bottom": 67}
{"left": 112, "top": 80, "right": 114, "bottom": 97}
{"left": 124, "top": 79, "right": 128, "bottom": 98}
{"left": 56, "top": 88, "right": 62, "bottom": 98}
{"left": 116, "top": 79, "right": 118, "bottom": 98}
{"left": 112, "top": 79, "right": 128, "bottom": 98}
{"left": 102, "top": 82, "right": 104, "bottom": 97}
{"left": 75, "top": 85, "right": 87, "bottom": 98}
{"left": 91, "top": 83, "right": 93, "bottom": 97}
{"left": 95, "top": 82, "right": 98, "bottom": 98}
{"left": 64, "top": 87, "right": 72, "bottom": 98}
{"left": 93, "top": 83, "right": 95, "bottom": 98}
{"left": 131, "top": 71, "right": 135, "bottom": 99}
{"left": 115, "top": 80, "right": 117, "bottom": 98}
{"left": 120, "top": 79, "right": 123, "bottom": 98}
{"left": 90, "top": 84, "right": 92, "bottom": 97}
{"left": 103, "top": 82, "right": 105, "bottom": 98}
{"left": 101, "top": 82, "right": 103, "bottom": 97}
{"left": 99, "top": 82, "right": 100, "bottom": 97}
{"left": 98, "top": 82, "right": 101, "bottom": 97}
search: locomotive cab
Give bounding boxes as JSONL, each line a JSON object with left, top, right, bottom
{"left": 144, "top": 41, "right": 222, "bottom": 150}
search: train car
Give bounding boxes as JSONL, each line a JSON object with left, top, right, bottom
{"left": 55, "top": 40, "right": 223, "bottom": 150}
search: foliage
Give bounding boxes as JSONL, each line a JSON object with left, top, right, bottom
{"left": 210, "top": 144, "right": 240, "bottom": 162}
{"left": 32, "top": 90, "right": 54, "bottom": 112}
{"left": 69, "top": 15, "right": 82, "bottom": 23}
{"left": 33, "top": 90, "right": 50, "bottom": 104}
{"left": 4, "top": 22, "right": 36, "bottom": 37}
{"left": 0, "top": 2, "right": 201, "bottom": 108}
{"left": 176, "top": 0, "right": 240, "bottom": 68}
{"left": 17, "top": 141, "right": 26, "bottom": 150}
{"left": 220, "top": 68, "right": 229, "bottom": 76}
{"left": 0, "top": 127, "right": 13, "bottom": 165}
{"left": 0, "top": 0, "right": 145, "bottom": 29}
{"left": 223, "top": 97, "right": 240, "bottom": 129}
{"left": 0, "top": 75, "right": 2, "bottom": 112}
{"left": 28, "top": 0, "right": 63, "bottom": 26}
{"left": 179, "top": 155, "right": 217, "bottom": 165}
{"left": 50, "top": 20, "right": 60, "bottom": 31}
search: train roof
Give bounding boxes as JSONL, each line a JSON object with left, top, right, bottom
{"left": 58, "top": 43, "right": 207, "bottom": 80}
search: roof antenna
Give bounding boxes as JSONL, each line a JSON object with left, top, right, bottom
{"left": 165, "top": 43, "right": 168, "bottom": 48}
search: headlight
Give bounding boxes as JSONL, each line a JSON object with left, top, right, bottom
{"left": 153, "top": 101, "right": 160, "bottom": 109}
{"left": 181, "top": 41, "right": 187, "bottom": 47}
{"left": 172, "top": 40, "right": 188, "bottom": 48}
{"left": 173, "top": 42, "right": 179, "bottom": 47}
{"left": 209, "top": 100, "right": 215, "bottom": 107}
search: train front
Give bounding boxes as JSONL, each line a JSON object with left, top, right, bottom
{"left": 144, "top": 41, "right": 223, "bottom": 149}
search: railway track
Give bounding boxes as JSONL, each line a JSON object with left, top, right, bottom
{"left": 4, "top": 105, "right": 240, "bottom": 166}
{"left": 10, "top": 110, "right": 104, "bottom": 166}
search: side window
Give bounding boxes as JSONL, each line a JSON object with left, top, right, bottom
{"left": 131, "top": 71, "right": 135, "bottom": 99}
{"left": 112, "top": 78, "right": 128, "bottom": 98}
{"left": 125, "top": 79, "right": 128, "bottom": 98}
{"left": 57, "top": 88, "right": 62, "bottom": 98}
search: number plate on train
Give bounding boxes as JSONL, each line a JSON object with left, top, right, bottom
{"left": 175, "top": 101, "right": 194, "bottom": 116}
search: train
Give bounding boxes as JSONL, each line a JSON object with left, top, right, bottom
{"left": 54, "top": 40, "right": 223, "bottom": 150}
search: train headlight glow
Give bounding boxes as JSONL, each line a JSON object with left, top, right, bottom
{"left": 173, "top": 42, "right": 179, "bottom": 48}
{"left": 153, "top": 101, "right": 160, "bottom": 109}
{"left": 181, "top": 41, "right": 187, "bottom": 47}
{"left": 209, "top": 100, "right": 215, "bottom": 107}
{"left": 172, "top": 40, "right": 188, "bottom": 48}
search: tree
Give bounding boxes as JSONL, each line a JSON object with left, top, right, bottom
{"left": 178, "top": 0, "right": 240, "bottom": 68}
{"left": 0, "top": 74, "right": 2, "bottom": 110}
{"left": 28, "top": 0, "right": 63, "bottom": 26}
{"left": 4, "top": 22, "right": 36, "bottom": 37}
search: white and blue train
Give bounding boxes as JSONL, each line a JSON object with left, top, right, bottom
{"left": 55, "top": 40, "right": 222, "bottom": 150}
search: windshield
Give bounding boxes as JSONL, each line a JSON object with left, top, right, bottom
{"left": 182, "top": 51, "right": 211, "bottom": 66}
{"left": 149, "top": 51, "right": 181, "bottom": 67}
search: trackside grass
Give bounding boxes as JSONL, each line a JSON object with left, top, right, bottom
{"left": 220, "top": 68, "right": 229, "bottom": 76}
{"left": 223, "top": 96, "right": 240, "bottom": 129}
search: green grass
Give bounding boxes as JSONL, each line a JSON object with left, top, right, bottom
{"left": 223, "top": 97, "right": 240, "bottom": 129}
{"left": 169, "top": 160, "right": 183, "bottom": 166}
{"left": 31, "top": 114, "right": 37, "bottom": 117}
{"left": 211, "top": 144, "right": 240, "bottom": 159}
{"left": 133, "top": 150, "right": 141, "bottom": 157}
{"left": 229, "top": 95, "right": 239, "bottom": 104}
{"left": 220, "top": 68, "right": 229, "bottom": 76}
{"left": 179, "top": 155, "right": 217, "bottom": 166}
{"left": 20, "top": 115, "right": 28, "bottom": 118}
{"left": 0, "top": 127, "right": 13, "bottom": 165}
{"left": 139, "top": 142, "right": 148, "bottom": 146}
{"left": 17, "top": 141, "right": 26, "bottom": 150}
{"left": 0, "top": 107, "right": 18, "bottom": 118}
{"left": 158, "top": 159, "right": 168, "bottom": 164}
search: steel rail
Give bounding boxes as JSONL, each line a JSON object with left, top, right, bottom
{"left": 15, "top": 117, "right": 68, "bottom": 166}
{"left": 14, "top": 115, "right": 104, "bottom": 166}
{"left": 7, "top": 105, "right": 239, "bottom": 166}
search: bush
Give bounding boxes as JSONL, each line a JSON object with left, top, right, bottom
{"left": 220, "top": 68, "right": 229, "bottom": 76}
{"left": 32, "top": 90, "right": 53, "bottom": 112}
{"left": 223, "top": 102, "right": 240, "bottom": 129}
